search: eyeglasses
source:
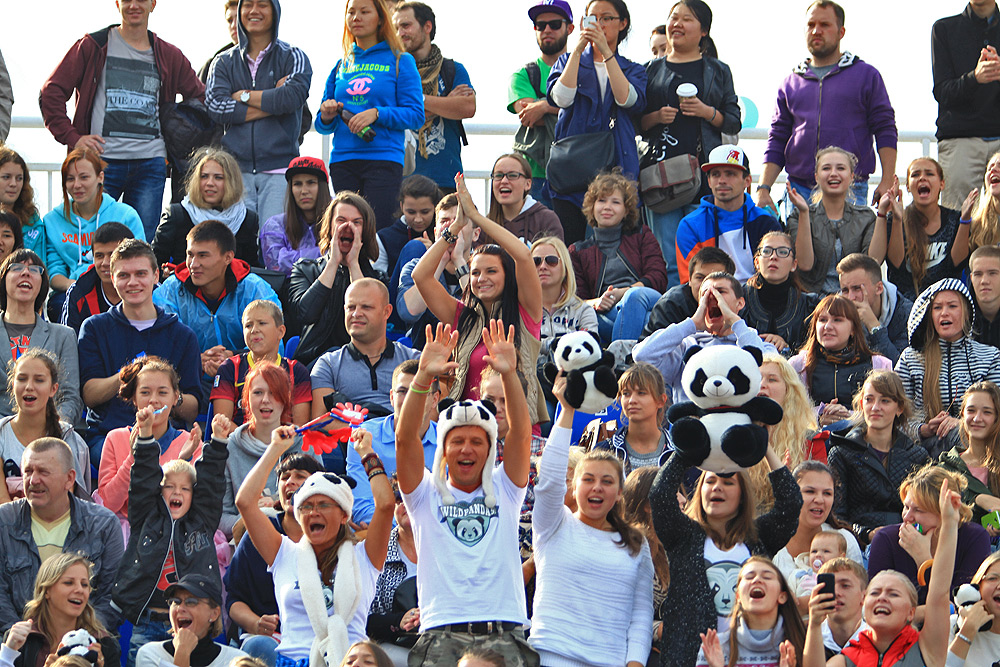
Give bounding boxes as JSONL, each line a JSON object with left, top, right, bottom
{"left": 758, "top": 247, "right": 793, "bottom": 258}
{"left": 166, "top": 597, "right": 207, "bottom": 609}
{"left": 534, "top": 19, "right": 567, "bottom": 31}
{"left": 589, "top": 15, "right": 621, "bottom": 24}
{"left": 491, "top": 172, "right": 528, "bottom": 182}
{"left": 10, "top": 263, "right": 43, "bottom": 276}
{"left": 299, "top": 501, "right": 338, "bottom": 513}
{"left": 533, "top": 255, "right": 559, "bottom": 267}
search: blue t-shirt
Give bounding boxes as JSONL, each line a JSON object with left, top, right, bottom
{"left": 413, "top": 61, "right": 472, "bottom": 188}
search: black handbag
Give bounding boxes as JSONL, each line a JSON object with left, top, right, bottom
{"left": 546, "top": 108, "right": 617, "bottom": 195}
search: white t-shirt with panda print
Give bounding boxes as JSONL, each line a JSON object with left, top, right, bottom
{"left": 269, "top": 535, "right": 379, "bottom": 660}
{"left": 403, "top": 465, "right": 528, "bottom": 630}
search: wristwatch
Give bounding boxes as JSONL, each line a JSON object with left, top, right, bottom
{"left": 240, "top": 90, "right": 251, "bottom": 103}
{"left": 869, "top": 325, "right": 883, "bottom": 336}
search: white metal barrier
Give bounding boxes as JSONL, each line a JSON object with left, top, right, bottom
{"left": 8, "top": 116, "right": 937, "bottom": 214}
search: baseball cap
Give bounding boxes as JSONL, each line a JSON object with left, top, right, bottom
{"left": 164, "top": 573, "right": 222, "bottom": 605}
{"left": 701, "top": 144, "right": 751, "bottom": 174}
{"left": 285, "top": 156, "right": 329, "bottom": 183}
{"left": 529, "top": 0, "right": 573, "bottom": 22}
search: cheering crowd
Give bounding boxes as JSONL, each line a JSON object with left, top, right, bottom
{"left": 1, "top": 0, "right": 1000, "bottom": 665}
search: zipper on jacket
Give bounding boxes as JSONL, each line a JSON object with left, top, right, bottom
{"left": 137, "top": 510, "right": 176, "bottom": 621}
{"left": 816, "top": 77, "right": 825, "bottom": 159}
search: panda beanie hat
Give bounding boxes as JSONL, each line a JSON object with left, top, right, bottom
{"left": 432, "top": 399, "right": 499, "bottom": 507}
{"left": 292, "top": 472, "right": 361, "bottom": 667}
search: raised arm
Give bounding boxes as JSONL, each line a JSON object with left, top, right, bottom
{"left": 533, "top": 375, "right": 575, "bottom": 541}
{"left": 411, "top": 240, "right": 460, "bottom": 327}
{"left": 484, "top": 320, "right": 530, "bottom": 487}
{"left": 454, "top": 173, "right": 542, "bottom": 321}
{"left": 920, "top": 483, "right": 962, "bottom": 667}
{"left": 953, "top": 189, "right": 978, "bottom": 266}
{"left": 235, "top": 417, "right": 296, "bottom": 566}
{"left": 395, "top": 324, "right": 458, "bottom": 494}
{"left": 354, "top": 429, "right": 394, "bottom": 570}
{"left": 787, "top": 191, "right": 814, "bottom": 271}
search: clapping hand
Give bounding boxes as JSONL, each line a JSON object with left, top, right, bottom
{"left": 482, "top": 320, "right": 517, "bottom": 375}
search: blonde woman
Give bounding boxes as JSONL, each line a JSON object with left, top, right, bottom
{"left": 948, "top": 552, "right": 1000, "bottom": 667}
{"left": 0, "top": 553, "right": 119, "bottom": 667}
{"left": 751, "top": 354, "right": 822, "bottom": 512}
{"left": 152, "top": 147, "right": 260, "bottom": 268}
{"left": 970, "top": 151, "right": 1000, "bottom": 251}
{"left": 868, "top": 466, "right": 990, "bottom": 605}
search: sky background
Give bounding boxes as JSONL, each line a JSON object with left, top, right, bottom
{"left": 5, "top": 0, "right": 959, "bottom": 209}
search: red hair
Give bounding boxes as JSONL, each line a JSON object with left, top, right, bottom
{"left": 60, "top": 148, "right": 106, "bottom": 219}
{"left": 242, "top": 362, "right": 292, "bottom": 428}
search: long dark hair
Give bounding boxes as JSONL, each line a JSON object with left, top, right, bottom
{"left": 487, "top": 153, "right": 532, "bottom": 224}
{"left": 902, "top": 157, "right": 946, "bottom": 294}
{"left": 727, "top": 557, "right": 806, "bottom": 667}
{"left": 8, "top": 349, "right": 64, "bottom": 439}
{"left": 0, "top": 147, "right": 36, "bottom": 228}
{"left": 575, "top": 448, "right": 645, "bottom": 555}
{"left": 0, "top": 249, "right": 49, "bottom": 313}
{"left": 669, "top": 0, "right": 717, "bottom": 57}
{"left": 747, "top": 231, "right": 804, "bottom": 292}
{"left": 283, "top": 172, "right": 331, "bottom": 251}
{"left": 800, "top": 294, "right": 874, "bottom": 382}
{"left": 586, "top": 0, "right": 631, "bottom": 45}
{"left": 959, "top": 381, "right": 1000, "bottom": 496}
{"left": 457, "top": 244, "right": 523, "bottom": 350}
{"left": 622, "top": 466, "right": 669, "bottom": 585}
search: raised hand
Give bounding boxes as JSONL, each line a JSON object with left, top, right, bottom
{"left": 135, "top": 405, "right": 155, "bottom": 439}
{"left": 940, "top": 480, "right": 962, "bottom": 527}
{"left": 699, "top": 629, "right": 724, "bottom": 667}
{"left": 417, "top": 323, "right": 460, "bottom": 378}
{"left": 778, "top": 640, "right": 797, "bottom": 667}
{"left": 961, "top": 188, "right": 981, "bottom": 221}
{"left": 4, "top": 620, "right": 32, "bottom": 650}
{"left": 788, "top": 186, "right": 809, "bottom": 213}
{"left": 271, "top": 424, "right": 297, "bottom": 453}
{"left": 806, "top": 582, "right": 836, "bottom": 627}
{"left": 351, "top": 428, "right": 374, "bottom": 457}
{"left": 345, "top": 224, "right": 364, "bottom": 268}
{"left": 178, "top": 422, "right": 202, "bottom": 460}
{"left": 482, "top": 320, "right": 517, "bottom": 375}
{"left": 711, "top": 287, "right": 740, "bottom": 329}
{"left": 211, "top": 413, "right": 236, "bottom": 442}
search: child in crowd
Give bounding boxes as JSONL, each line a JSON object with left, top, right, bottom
{"left": 211, "top": 300, "right": 312, "bottom": 427}
{"left": 111, "top": 409, "right": 230, "bottom": 667}
{"left": 790, "top": 531, "right": 848, "bottom": 603}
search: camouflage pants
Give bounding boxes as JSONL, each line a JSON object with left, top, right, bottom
{"left": 407, "top": 626, "right": 539, "bottom": 667}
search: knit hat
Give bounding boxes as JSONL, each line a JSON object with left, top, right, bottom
{"left": 432, "top": 399, "right": 499, "bottom": 507}
{"left": 286, "top": 156, "right": 330, "bottom": 183}
{"left": 293, "top": 472, "right": 356, "bottom": 520}
{"left": 905, "top": 278, "right": 975, "bottom": 349}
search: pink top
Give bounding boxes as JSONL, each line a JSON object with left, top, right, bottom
{"left": 970, "top": 465, "right": 989, "bottom": 487}
{"left": 97, "top": 427, "right": 203, "bottom": 518}
{"left": 454, "top": 302, "right": 541, "bottom": 400}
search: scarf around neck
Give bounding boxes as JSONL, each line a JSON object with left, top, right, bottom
{"left": 414, "top": 44, "right": 444, "bottom": 158}
{"left": 181, "top": 196, "right": 247, "bottom": 235}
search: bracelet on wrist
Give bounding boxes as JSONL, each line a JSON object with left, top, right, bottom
{"left": 367, "top": 467, "right": 386, "bottom": 481}
{"left": 960, "top": 218, "right": 972, "bottom": 225}
{"left": 361, "top": 452, "right": 383, "bottom": 473}
{"left": 710, "top": 108, "right": 717, "bottom": 122}
{"left": 441, "top": 229, "right": 458, "bottom": 244}
{"left": 756, "top": 184, "right": 771, "bottom": 193}
{"left": 876, "top": 212, "right": 887, "bottom": 219}
{"left": 957, "top": 632, "right": 973, "bottom": 645}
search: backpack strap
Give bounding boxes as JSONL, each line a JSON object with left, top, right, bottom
{"left": 440, "top": 58, "right": 468, "bottom": 146}
{"left": 525, "top": 60, "right": 543, "bottom": 99}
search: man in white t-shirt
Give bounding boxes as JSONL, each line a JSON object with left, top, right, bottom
{"left": 395, "top": 322, "right": 539, "bottom": 666}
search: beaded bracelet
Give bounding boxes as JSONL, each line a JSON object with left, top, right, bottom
{"left": 367, "top": 467, "right": 386, "bottom": 481}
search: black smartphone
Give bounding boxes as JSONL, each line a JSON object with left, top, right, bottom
{"left": 816, "top": 573, "right": 836, "bottom": 596}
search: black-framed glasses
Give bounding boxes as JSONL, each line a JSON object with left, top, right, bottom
{"left": 491, "top": 172, "right": 528, "bottom": 182}
{"left": 9, "top": 263, "right": 43, "bottom": 276}
{"left": 534, "top": 19, "right": 567, "bottom": 31}
{"left": 758, "top": 247, "right": 793, "bottom": 258}
{"left": 166, "top": 597, "right": 206, "bottom": 609}
{"left": 533, "top": 255, "right": 559, "bottom": 267}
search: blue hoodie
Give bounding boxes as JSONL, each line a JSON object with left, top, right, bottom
{"left": 78, "top": 304, "right": 202, "bottom": 437}
{"left": 42, "top": 193, "right": 145, "bottom": 280}
{"left": 205, "top": 0, "right": 313, "bottom": 172}
{"left": 674, "top": 193, "right": 781, "bottom": 283}
{"left": 314, "top": 41, "right": 424, "bottom": 165}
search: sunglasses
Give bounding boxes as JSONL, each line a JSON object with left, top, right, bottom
{"left": 758, "top": 247, "right": 793, "bottom": 258}
{"left": 533, "top": 255, "right": 559, "bottom": 267}
{"left": 534, "top": 19, "right": 567, "bottom": 31}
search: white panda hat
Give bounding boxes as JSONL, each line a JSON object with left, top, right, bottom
{"left": 293, "top": 471, "right": 355, "bottom": 520}
{"left": 432, "top": 399, "right": 499, "bottom": 507}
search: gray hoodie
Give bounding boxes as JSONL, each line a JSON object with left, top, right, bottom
{"left": 205, "top": 0, "right": 312, "bottom": 172}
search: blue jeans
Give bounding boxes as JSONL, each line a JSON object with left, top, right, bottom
{"left": 597, "top": 286, "right": 662, "bottom": 343}
{"left": 241, "top": 635, "right": 280, "bottom": 667}
{"left": 102, "top": 157, "right": 168, "bottom": 242}
{"left": 530, "top": 177, "right": 552, "bottom": 209}
{"left": 127, "top": 612, "right": 171, "bottom": 667}
{"left": 328, "top": 159, "right": 404, "bottom": 231}
{"left": 645, "top": 204, "right": 698, "bottom": 289}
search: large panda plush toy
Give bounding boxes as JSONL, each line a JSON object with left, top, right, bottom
{"left": 667, "top": 345, "right": 782, "bottom": 473}
{"left": 543, "top": 331, "right": 618, "bottom": 414}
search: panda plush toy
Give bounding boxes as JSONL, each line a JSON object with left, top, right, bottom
{"left": 667, "top": 345, "right": 782, "bottom": 474}
{"left": 952, "top": 583, "right": 993, "bottom": 632}
{"left": 543, "top": 331, "right": 618, "bottom": 414}
{"left": 57, "top": 629, "right": 100, "bottom": 665}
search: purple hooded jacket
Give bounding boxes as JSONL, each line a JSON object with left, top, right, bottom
{"left": 763, "top": 52, "right": 897, "bottom": 188}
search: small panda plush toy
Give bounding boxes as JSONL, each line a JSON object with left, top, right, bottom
{"left": 952, "top": 583, "right": 993, "bottom": 632}
{"left": 57, "top": 629, "right": 99, "bottom": 665}
{"left": 543, "top": 331, "right": 618, "bottom": 414}
{"left": 667, "top": 345, "right": 782, "bottom": 474}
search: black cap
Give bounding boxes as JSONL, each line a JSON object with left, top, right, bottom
{"left": 164, "top": 573, "right": 222, "bottom": 605}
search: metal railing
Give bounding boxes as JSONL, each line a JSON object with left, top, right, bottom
{"left": 8, "top": 116, "right": 938, "bottom": 213}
